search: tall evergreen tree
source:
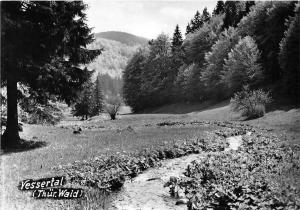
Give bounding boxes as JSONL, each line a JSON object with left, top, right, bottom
{"left": 223, "top": 1, "right": 238, "bottom": 28}
{"left": 1, "top": 1, "right": 101, "bottom": 148}
{"left": 91, "top": 75, "right": 104, "bottom": 115}
{"left": 213, "top": 1, "right": 225, "bottom": 15}
{"left": 201, "top": 7, "right": 211, "bottom": 23}
{"left": 171, "top": 25, "right": 183, "bottom": 53}
{"left": 72, "top": 80, "right": 94, "bottom": 120}
{"left": 191, "top": 10, "right": 203, "bottom": 33}
{"left": 185, "top": 22, "right": 192, "bottom": 36}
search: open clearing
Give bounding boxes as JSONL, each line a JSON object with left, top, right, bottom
{"left": 1, "top": 102, "right": 299, "bottom": 209}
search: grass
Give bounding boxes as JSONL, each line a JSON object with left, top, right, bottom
{"left": 1, "top": 101, "right": 299, "bottom": 209}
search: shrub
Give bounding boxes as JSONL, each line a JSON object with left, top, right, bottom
{"left": 105, "top": 96, "right": 122, "bottom": 120}
{"left": 230, "top": 86, "right": 271, "bottom": 119}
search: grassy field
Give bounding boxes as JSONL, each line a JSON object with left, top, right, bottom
{"left": 1, "top": 101, "right": 299, "bottom": 209}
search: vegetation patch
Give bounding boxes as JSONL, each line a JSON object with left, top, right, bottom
{"left": 165, "top": 130, "right": 300, "bottom": 209}
{"left": 230, "top": 86, "right": 272, "bottom": 120}
{"left": 54, "top": 125, "right": 243, "bottom": 192}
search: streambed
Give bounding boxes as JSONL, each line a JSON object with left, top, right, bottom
{"left": 110, "top": 134, "right": 244, "bottom": 210}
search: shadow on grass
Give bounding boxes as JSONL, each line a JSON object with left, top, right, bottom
{"left": 132, "top": 100, "right": 230, "bottom": 115}
{"left": 1, "top": 139, "right": 48, "bottom": 155}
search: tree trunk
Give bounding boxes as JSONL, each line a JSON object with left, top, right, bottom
{"left": 110, "top": 113, "right": 116, "bottom": 120}
{"left": 1, "top": 75, "right": 21, "bottom": 148}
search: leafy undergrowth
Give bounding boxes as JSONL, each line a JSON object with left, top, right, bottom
{"left": 166, "top": 130, "right": 300, "bottom": 209}
{"left": 55, "top": 123, "right": 251, "bottom": 193}
{"left": 55, "top": 135, "right": 225, "bottom": 191}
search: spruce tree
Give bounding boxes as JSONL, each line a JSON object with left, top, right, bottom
{"left": 213, "top": 1, "right": 225, "bottom": 15}
{"left": 171, "top": 25, "right": 183, "bottom": 53}
{"left": 192, "top": 10, "right": 203, "bottom": 32}
{"left": 72, "top": 80, "right": 94, "bottom": 120}
{"left": 223, "top": 1, "right": 238, "bottom": 28}
{"left": 201, "top": 7, "right": 211, "bottom": 23}
{"left": 91, "top": 75, "right": 104, "bottom": 115}
{"left": 185, "top": 22, "right": 192, "bottom": 36}
{"left": 1, "top": 1, "right": 101, "bottom": 148}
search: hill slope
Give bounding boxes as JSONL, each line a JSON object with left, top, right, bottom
{"left": 88, "top": 37, "right": 138, "bottom": 78}
{"left": 95, "top": 31, "right": 148, "bottom": 46}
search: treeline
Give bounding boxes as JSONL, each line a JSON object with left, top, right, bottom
{"left": 71, "top": 73, "right": 123, "bottom": 119}
{"left": 123, "top": 1, "right": 300, "bottom": 112}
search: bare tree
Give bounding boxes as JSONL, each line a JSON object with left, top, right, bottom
{"left": 105, "top": 96, "right": 122, "bottom": 120}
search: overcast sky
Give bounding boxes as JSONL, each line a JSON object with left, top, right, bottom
{"left": 85, "top": 0, "right": 217, "bottom": 39}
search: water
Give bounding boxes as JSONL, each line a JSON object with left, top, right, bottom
{"left": 110, "top": 134, "right": 245, "bottom": 210}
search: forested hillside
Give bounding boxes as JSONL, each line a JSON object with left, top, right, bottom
{"left": 95, "top": 31, "right": 148, "bottom": 46}
{"left": 123, "top": 1, "right": 300, "bottom": 112}
{"left": 88, "top": 37, "right": 140, "bottom": 78}
{"left": 86, "top": 32, "right": 147, "bottom": 102}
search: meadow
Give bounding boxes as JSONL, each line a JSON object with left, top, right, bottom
{"left": 1, "top": 102, "right": 299, "bottom": 209}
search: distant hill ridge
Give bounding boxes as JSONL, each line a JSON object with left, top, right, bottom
{"left": 95, "top": 31, "right": 148, "bottom": 46}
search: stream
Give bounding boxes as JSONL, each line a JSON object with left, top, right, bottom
{"left": 110, "top": 134, "right": 246, "bottom": 210}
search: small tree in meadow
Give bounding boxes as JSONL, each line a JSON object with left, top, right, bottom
{"left": 230, "top": 86, "right": 272, "bottom": 119}
{"left": 72, "top": 81, "right": 94, "bottom": 120}
{"left": 105, "top": 96, "right": 122, "bottom": 120}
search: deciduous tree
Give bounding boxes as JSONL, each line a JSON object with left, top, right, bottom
{"left": 221, "top": 36, "right": 263, "bottom": 95}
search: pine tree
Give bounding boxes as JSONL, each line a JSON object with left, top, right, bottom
{"left": 72, "top": 80, "right": 94, "bottom": 120}
{"left": 221, "top": 36, "right": 263, "bottom": 95}
{"left": 1, "top": 2, "right": 101, "bottom": 148}
{"left": 91, "top": 75, "right": 104, "bottom": 115}
{"left": 213, "top": 1, "right": 225, "bottom": 15}
{"left": 192, "top": 10, "right": 203, "bottom": 32}
{"left": 171, "top": 25, "right": 183, "bottom": 53}
{"left": 185, "top": 22, "right": 192, "bottom": 36}
{"left": 201, "top": 7, "right": 211, "bottom": 23}
{"left": 223, "top": 1, "right": 238, "bottom": 28}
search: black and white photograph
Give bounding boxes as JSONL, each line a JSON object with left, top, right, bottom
{"left": 0, "top": 0, "right": 300, "bottom": 209}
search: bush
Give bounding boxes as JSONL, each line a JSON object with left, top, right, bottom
{"left": 105, "top": 96, "right": 122, "bottom": 120}
{"left": 230, "top": 86, "right": 271, "bottom": 119}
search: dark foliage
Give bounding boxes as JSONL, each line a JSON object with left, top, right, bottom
{"left": 213, "top": 1, "right": 225, "bottom": 16}
{"left": 1, "top": 1, "right": 101, "bottom": 148}
{"left": 171, "top": 25, "right": 183, "bottom": 53}
{"left": 279, "top": 3, "right": 300, "bottom": 103}
{"left": 238, "top": 1, "right": 297, "bottom": 82}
